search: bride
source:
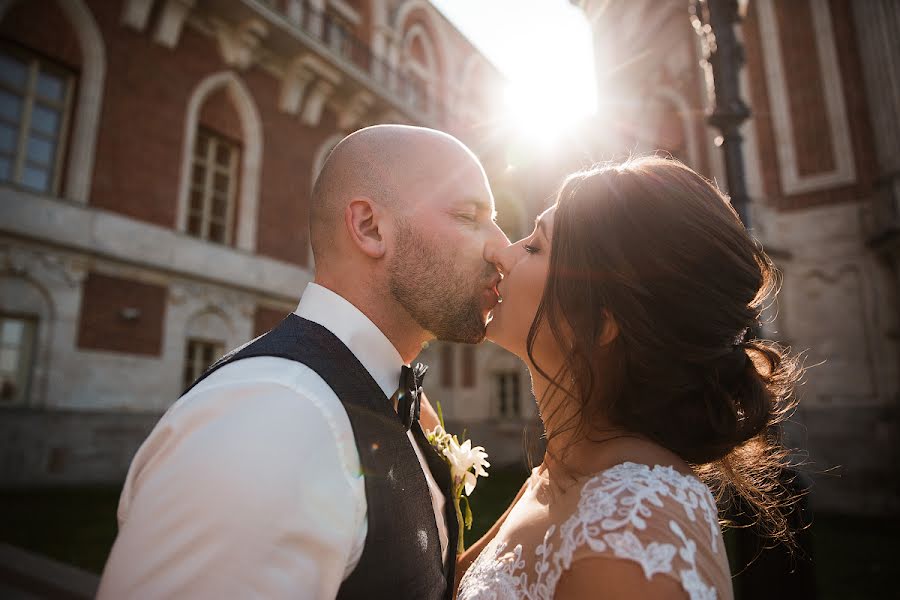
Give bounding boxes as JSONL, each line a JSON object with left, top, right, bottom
{"left": 456, "top": 157, "right": 801, "bottom": 599}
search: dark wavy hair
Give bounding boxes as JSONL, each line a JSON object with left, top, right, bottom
{"left": 528, "top": 156, "right": 803, "bottom": 545}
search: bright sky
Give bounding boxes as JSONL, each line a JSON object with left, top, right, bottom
{"left": 430, "top": 0, "right": 597, "bottom": 143}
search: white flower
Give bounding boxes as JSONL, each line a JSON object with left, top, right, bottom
{"left": 442, "top": 438, "right": 490, "bottom": 496}
{"left": 427, "top": 425, "right": 452, "bottom": 449}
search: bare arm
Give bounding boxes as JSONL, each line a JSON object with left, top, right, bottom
{"left": 554, "top": 557, "right": 689, "bottom": 600}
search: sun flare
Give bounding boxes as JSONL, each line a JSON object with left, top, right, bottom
{"left": 432, "top": 0, "right": 599, "bottom": 147}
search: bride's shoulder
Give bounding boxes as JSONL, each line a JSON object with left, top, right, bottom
{"left": 553, "top": 461, "right": 729, "bottom": 599}
{"left": 572, "top": 461, "right": 720, "bottom": 535}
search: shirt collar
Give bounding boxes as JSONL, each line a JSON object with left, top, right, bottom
{"left": 294, "top": 282, "right": 405, "bottom": 399}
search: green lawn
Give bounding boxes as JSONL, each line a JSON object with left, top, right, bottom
{"left": 1, "top": 470, "right": 897, "bottom": 600}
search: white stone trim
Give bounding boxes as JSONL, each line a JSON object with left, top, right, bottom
{"left": 401, "top": 23, "right": 439, "bottom": 114}
{"left": 300, "top": 79, "right": 336, "bottom": 126}
{"left": 0, "top": 0, "right": 107, "bottom": 205}
{"left": 176, "top": 71, "right": 263, "bottom": 252}
{"left": 327, "top": 0, "right": 361, "bottom": 26}
{"left": 393, "top": 0, "right": 453, "bottom": 108}
{"left": 0, "top": 272, "right": 55, "bottom": 407}
{"left": 0, "top": 188, "right": 312, "bottom": 300}
{"left": 756, "top": 0, "right": 856, "bottom": 195}
{"left": 154, "top": 0, "right": 198, "bottom": 48}
{"left": 121, "top": 0, "right": 154, "bottom": 31}
{"left": 736, "top": 23, "right": 765, "bottom": 203}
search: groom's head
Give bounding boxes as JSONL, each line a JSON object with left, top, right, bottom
{"left": 310, "top": 125, "right": 508, "bottom": 345}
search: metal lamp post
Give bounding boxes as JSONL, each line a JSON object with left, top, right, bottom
{"left": 692, "top": 3, "right": 817, "bottom": 597}
{"left": 692, "top": 0, "right": 752, "bottom": 229}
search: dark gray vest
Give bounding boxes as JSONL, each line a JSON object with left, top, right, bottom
{"left": 183, "top": 314, "right": 457, "bottom": 599}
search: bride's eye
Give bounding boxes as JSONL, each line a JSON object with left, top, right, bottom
{"left": 524, "top": 244, "right": 539, "bottom": 254}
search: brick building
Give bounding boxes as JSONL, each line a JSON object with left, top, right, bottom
{"left": 0, "top": 0, "right": 540, "bottom": 484}
{"left": 573, "top": 0, "right": 899, "bottom": 515}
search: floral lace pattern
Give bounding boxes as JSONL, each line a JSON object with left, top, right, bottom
{"left": 458, "top": 462, "right": 725, "bottom": 600}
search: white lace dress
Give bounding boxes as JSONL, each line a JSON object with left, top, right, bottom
{"left": 457, "top": 462, "right": 733, "bottom": 600}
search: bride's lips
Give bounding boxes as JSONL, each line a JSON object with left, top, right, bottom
{"left": 483, "top": 275, "right": 503, "bottom": 309}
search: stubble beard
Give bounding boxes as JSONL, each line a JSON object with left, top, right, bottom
{"left": 388, "top": 219, "right": 488, "bottom": 344}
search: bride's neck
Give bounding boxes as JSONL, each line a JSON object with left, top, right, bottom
{"left": 530, "top": 368, "right": 651, "bottom": 483}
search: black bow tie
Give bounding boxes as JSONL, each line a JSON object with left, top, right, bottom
{"left": 395, "top": 363, "right": 428, "bottom": 430}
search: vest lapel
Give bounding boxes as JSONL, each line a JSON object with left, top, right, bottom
{"left": 411, "top": 422, "right": 459, "bottom": 590}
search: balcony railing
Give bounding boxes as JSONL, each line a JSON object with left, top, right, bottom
{"left": 259, "top": 0, "right": 449, "bottom": 122}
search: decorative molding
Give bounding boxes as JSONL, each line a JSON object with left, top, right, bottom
{"left": 392, "top": 0, "right": 452, "bottom": 108}
{"left": 279, "top": 54, "right": 342, "bottom": 116}
{"left": 176, "top": 71, "right": 263, "bottom": 252}
{"left": 154, "top": 0, "right": 196, "bottom": 48}
{"left": 121, "top": 0, "right": 155, "bottom": 31}
{"left": 756, "top": 0, "right": 856, "bottom": 195}
{"left": 328, "top": 0, "right": 361, "bottom": 26}
{"left": 336, "top": 89, "right": 375, "bottom": 130}
{"left": 214, "top": 18, "right": 268, "bottom": 69}
{"left": 401, "top": 23, "right": 439, "bottom": 114}
{"left": 0, "top": 188, "right": 312, "bottom": 300}
{"left": 301, "top": 79, "right": 337, "bottom": 126}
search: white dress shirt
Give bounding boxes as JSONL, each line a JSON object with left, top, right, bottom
{"left": 97, "top": 283, "right": 448, "bottom": 599}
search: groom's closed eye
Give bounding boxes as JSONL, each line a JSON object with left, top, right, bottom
{"left": 455, "top": 199, "right": 495, "bottom": 224}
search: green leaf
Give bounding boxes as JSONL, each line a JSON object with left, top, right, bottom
{"left": 436, "top": 400, "right": 446, "bottom": 429}
{"left": 462, "top": 495, "right": 473, "bottom": 530}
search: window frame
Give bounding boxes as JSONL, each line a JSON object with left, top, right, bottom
{"left": 183, "top": 337, "right": 225, "bottom": 390}
{"left": 0, "top": 312, "right": 38, "bottom": 407}
{"left": 187, "top": 127, "right": 241, "bottom": 245}
{"left": 0, "top": 42, "right": 75, "bottom": 196}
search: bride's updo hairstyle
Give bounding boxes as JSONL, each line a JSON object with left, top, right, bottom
{"left": 529, "top": 156, "right": 802, "bottom": 543}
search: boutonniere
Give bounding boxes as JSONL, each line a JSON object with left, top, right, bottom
{"left": 426, "top": 403, "right": 490, "bottom": 554}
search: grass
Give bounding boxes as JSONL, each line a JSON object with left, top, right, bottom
{"left": 1, "top": 471, "right": 897, "bottom": 600}
{"left": 0, "top": 485, "right": 121, "bottom": 575}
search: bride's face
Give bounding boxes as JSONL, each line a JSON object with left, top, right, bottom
{"left": 486, "top": 205, "right": 560, "bottom": 364}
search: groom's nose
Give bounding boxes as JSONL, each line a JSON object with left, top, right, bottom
{"left": 483, "top": 220, "right": 509, "bottom": 261}
{"left": 484, "top": 235, "right": 514, "bottom": 277}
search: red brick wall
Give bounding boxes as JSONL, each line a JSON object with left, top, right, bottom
{"left": 6, "top": 0, "right": 505, "bottom": 268}
{"left": 743, "top": 0, "right": 877, "bottom": 211}
{"left": 79, "top": 0, "right": 339, "bottom": 267}
{"left": 1, "top": 0, "right": 83, "bottom": 197}
{"left": 0, "top": 0, "right": 82, "bottom": 69}
{"left": 775, "top": 0, "right": 835, "bottom": 176}
{"left": 253, "top": 306, "right": 288, "bottom": 337}
{"left": 198, "top": 86, "right": 243, "bottom": 142}
{"left": 77, "top": 272, "right": 167, "bottom": 355}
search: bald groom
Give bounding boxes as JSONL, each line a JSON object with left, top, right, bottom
{"left": 98, "top": 125, "right": 509, "bottom": 600}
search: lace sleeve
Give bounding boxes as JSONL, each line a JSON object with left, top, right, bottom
{"left": 555, "top": 463, "right": 732, "bottom": 600}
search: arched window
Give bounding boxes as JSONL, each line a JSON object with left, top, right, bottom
{"left": 182, "top": 310, "right": 231, "bottom": 388}
{"left": 0, "top": 275, "right": 53, "bottom": 407}
{"left": 177, "top": 72, "right": 262, "bottom": 251}
{"left": 0, "top": 46, "right": 75, "bottom": 194}
{"left": 401, "top": 24, "right": 438, "bottom": 115}
{"left": 0, "top": 0, "right": 105, "bottom": 202}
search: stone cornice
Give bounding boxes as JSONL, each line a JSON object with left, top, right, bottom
{"left": 0, "top": 187, "right": 312, "bottom": 302}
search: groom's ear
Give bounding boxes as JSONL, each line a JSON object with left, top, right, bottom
{"left": 345, "top": 197, "right": 386, "bottom": 259}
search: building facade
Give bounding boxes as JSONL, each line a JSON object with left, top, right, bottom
{"left": 575, "top": 0, "right": 900, "bottom": 516}
{"left": 0, "top": 0, "right": 538, "bottom": 485}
